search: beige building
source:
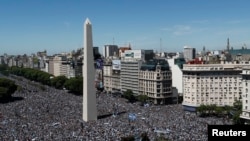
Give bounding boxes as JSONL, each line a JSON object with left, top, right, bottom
{"left": 139, "top": 59, "right": 172, "bottom": 104}
{"left": 182, "top": 63, "right": 244, "bottom": 111}
{"left": 52, "top": 55, "right": 67, "bottom": 77}
{"left": 240, "top": 66, "right": 250, "bottom": 121}
{"left": 103, "top": 59, "right": 112, "bottom": 92}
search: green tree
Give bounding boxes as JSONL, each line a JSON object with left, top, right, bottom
{"left": 197, "top": 104, "right": 207, "bottom": 116}
{"left": 0, "top": 64, "right": 9, "bottom": 76}
{"left": 232, "top": 100, "right": 243, "bottom": 124}
{"left": 51, "top": 75, "right": 68, "bottom": 89}
{"left": 64, "top": 77, "right": 83, "bottom": 95}
{"left": 137, "top": 95, "right": 148, "bottom": 105}
{"left": 215, "top": 106, "right": 223, "bottom": 117}
{"left": 0, "top": 78, "right": 17, "bottom": 99}
{"left": 124, "top": 89, "right": 136, "bottom": 103}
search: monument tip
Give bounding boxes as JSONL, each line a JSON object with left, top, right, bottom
{"left": 85, "top": 18, "right": 91, "bottom": 25}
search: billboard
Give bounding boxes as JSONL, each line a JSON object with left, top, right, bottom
{"left": 124, "top": 50, "right": 144, "bottom": 59}
{"left": 112, "top": 60, "right": 121, "bottom": 70}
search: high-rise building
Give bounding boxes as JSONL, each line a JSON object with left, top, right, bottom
{"left": 52, "top": 55, "right": 67, "bottom": 77}
{"left": 103, "top": 45, "right": 119, "bottom": 58}
{"left": 183, "top": 46, "right": 196, "bottom": 61}
{"left": 227, "top": 38, "right": 230, "bottom": 51}
{"left": 83, "top": 18, "right": 97, "bottom": 121}
{"left": 121, "top": 60, "right": 142, "bottom": 95}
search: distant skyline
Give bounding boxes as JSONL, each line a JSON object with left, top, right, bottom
{"left": 1, "top": 0, "right": 250, "bottom": 55}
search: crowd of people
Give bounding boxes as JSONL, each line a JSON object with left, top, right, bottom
{"left": 0, "top": 75, "right": 232, "bottom": 141}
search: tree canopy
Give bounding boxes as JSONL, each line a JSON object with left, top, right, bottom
{"left": 0, "top": 78, "right": 17, "bottom": 99}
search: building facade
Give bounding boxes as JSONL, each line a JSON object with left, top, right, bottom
{"left": 240, "top": 66, "right": 250, "bottom": 121}
{"left": 182, "top": 63, "right": 243, "bottom": 112}
{"left": 139, "top": 59, "right": 172, "bottom": 104}
{"left": 120, "top": 60, "right": 142, "bottom": 95}
{"left": 183, "top": 46, "right": 196, "bottom": 61}
{"left": 103, "top": 45, "right": 119, "bottom": 58}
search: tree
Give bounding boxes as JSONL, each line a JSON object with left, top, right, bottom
{"left": 197, "top": 104, "right": 207, "bottom": 116}
{"left": 64, "top": 77, "right": 83, "bottom": 95}
{"left": 0, "top": 64, "right": 9, "bottom": 76}
{"left": 215, "top": 106, "right": 223, "bottom": 117}
{"left": 0, "top": 78, "right": 17, "bottom": 99}
{"left": 232, "top": 100, "right": 243, "bottom": 125}
{"left": 51, "top": 75, "right": 68, "bottom": 89}
{"left": 137, "top": 95, "right": 148, "bottom": 105}
{"left": 124, "top": 89, "right": 136, "bottom": 103}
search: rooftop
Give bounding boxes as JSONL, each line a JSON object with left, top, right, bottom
{"left": 140, "top": 59, "right": 170, "bottom": 71}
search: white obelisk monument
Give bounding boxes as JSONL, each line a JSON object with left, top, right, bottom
{"left": 83, "top": 18, "right": 97, "bottom": 121}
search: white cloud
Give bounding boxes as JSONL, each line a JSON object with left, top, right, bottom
{"left": 172, "top": 25, "right": 192, "bottom": 36}
{"left": 161, "top": 24, "right": 210, "bottom": 36}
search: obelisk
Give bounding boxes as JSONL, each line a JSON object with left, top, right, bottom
{"left": 83, "top": 18, "right": 97, "bottom": 121}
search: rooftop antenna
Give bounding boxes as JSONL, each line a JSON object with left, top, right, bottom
{"left": 113, "top": 37, "right": 115, "bottom": 45}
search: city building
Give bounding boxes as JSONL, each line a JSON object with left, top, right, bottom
{"left": 182, "top": 62, "right": 244, "bottom": 112}
{"left": 52, "top": 55, "right": 68, "bottom": 77}
{"left": 103, "top": 59, "right": 113, "bottom": 92}
{"left": 240, "top": 66, "right": 250, "bottom": 121}
{"left": 103, "top": 45, "right": 119, "bottom": 58}
{"left": 139, "top": 59, "right": 172, "bottom": 104}
{"left": 120, "top": 49, "right": 146, "bottom": 95}
{"left": 120, "top": 60, "right": 142, "bottom": 95}
{"left": 119, "top": 46, "right": 131, "bottom": 58}
{"left": 183, "top": 46, "right": 196, "bottom": 61}
{"left": 167, "top": 58, "right": 185, "bottom": 96}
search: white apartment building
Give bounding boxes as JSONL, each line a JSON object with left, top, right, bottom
{"left": 167, "top": 58, "right": 183, "bottom": 96}
{"left": 53, "top": 56, "right": 67, "bottom": 77}
{"left": 240, "top": 66, "right": 250, "bottom": 121}
{"left": 182, "top": 63, "right": 244, "bottom": 112}
{"left": 139, "top": 59, "right": 172, "bottom": 104}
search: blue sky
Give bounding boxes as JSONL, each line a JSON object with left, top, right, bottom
{"left": 1, "top": 0, "right": 250, "bottom": 55}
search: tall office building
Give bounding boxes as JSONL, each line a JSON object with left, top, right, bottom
{"left": 183, "top": 46, "right": 196, "bottom": 61}
{"left": 227, "top": 38, "right": 230, "bottom": 51}
{"left": 103, "top": 45, "right": 119, "bottom": 58}
{"left": 121, "top": 60, "right": 142, "bottom": 95}
{"left": 83, "top": 18, "right": 97, "bottom": 121}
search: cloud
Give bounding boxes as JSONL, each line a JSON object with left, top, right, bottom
{"left": 172, "top": 25, "right": 192, "bottom": 36}
{"left": 215, "top": 29, "right": 249, "bottom": 35}
{"left": 161, "top": 24, "right": 210, "bottom": 36}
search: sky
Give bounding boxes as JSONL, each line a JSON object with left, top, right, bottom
{"left": 1, "top": 0, "right": 250, "bottom": 55}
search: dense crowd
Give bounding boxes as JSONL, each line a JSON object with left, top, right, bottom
{"left": 0, "top": 76, "right": 232, "bottom": 141}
